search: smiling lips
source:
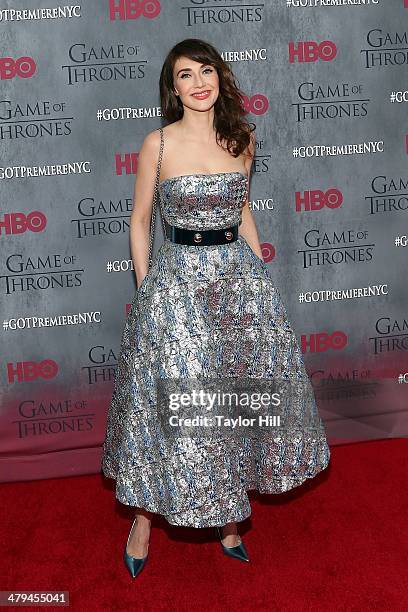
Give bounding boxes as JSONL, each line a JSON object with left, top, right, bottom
{"left": 192, "top": 90, "right": 211, "bottom": 100}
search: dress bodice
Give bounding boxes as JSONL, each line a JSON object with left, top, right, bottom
{"left": 158, "top": 171, "right": 248, "bottom": 231}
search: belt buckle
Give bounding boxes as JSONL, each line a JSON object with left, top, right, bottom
{"left": 224, "top": 230, "right": 233, "bottom": 241}
{"left": 193, "top": 232, "right": 202, "bottom": 244}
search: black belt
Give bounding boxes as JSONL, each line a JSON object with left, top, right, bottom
{"left": 168, "top": 224, "right": 239, "bottom": 246}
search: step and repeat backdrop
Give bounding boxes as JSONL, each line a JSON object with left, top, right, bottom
{"left": 1, "top": 0, "right": 407, "bottom": 482}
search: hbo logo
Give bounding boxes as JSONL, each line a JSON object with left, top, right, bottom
{"left": 7, "top": 360, "right": 59, "bottom": 384}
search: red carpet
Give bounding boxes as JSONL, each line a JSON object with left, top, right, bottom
{"left": 1, "top": 439, "right": 407, "bottom": 611}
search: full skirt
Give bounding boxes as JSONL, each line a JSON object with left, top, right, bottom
{"left": 101, "top": 235, "right": 330, "bottom": 528}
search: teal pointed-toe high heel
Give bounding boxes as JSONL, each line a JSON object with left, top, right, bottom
{"left": 123, "top": 516, "right": 149, "bottom": 579}
{"left": 216, "top": 526, "right": 250, "bottom": 563}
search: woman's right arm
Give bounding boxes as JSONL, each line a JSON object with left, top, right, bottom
{"left": 129, "top": 129, "right": 161, "bottom": 287}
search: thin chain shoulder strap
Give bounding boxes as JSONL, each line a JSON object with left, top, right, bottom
{"left": 147, "top": 126, "right": 164, "bottom": 271}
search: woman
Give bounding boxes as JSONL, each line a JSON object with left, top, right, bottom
{"left": 101, "top": 38, "right": 330, "bottom": 579}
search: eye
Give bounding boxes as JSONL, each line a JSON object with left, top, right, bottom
{"left": 179, "top": 67, "right": 213, "bottom": 79}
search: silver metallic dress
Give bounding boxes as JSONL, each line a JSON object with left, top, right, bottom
{"left": 101, "top": 171, "right": 330, "bottom": 528}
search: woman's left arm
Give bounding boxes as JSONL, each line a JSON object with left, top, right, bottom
{"left": 238, "top": 131, "right": 264, "bottom": 261}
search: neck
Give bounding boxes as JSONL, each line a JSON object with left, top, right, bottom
{"left": 177, "top": 106, "right": 216, "bottom": 142}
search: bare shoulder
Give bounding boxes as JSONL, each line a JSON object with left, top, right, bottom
{"left": 137, "top": 128, "right": 163, "bottom": 176}
{"left": 140, "top": 124, "right": 179, "bottom": 155}
{"left": 130, "top": 129, "right": 162, "bottom": 186}
{"left": 140, "top": 127, "right": 161, "bottom": 154}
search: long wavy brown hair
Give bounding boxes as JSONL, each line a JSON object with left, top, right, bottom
{"left": 159, "top": 38, "right": 255, "bottom": 159}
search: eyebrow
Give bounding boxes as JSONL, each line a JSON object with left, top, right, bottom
{"left": 176, "top": 64, "right": 210, "bottom": 77}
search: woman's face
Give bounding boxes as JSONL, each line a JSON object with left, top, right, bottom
{"left": 172, "top": 56, "right": 219, "bottom": 112}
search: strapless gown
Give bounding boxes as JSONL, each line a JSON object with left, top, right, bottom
{"left": 101, "top": 171, "right": 330, "bottom": 528}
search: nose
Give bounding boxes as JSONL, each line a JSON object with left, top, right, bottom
{"left": 194, "top": 72, "right": 205, "bottom": 87}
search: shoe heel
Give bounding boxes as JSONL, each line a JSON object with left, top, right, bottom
{"left": 216, "top": 526, "right": 249, "bottom": 563}
{"left": 124, "top": 516, "right": 149, "bottom": 579}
